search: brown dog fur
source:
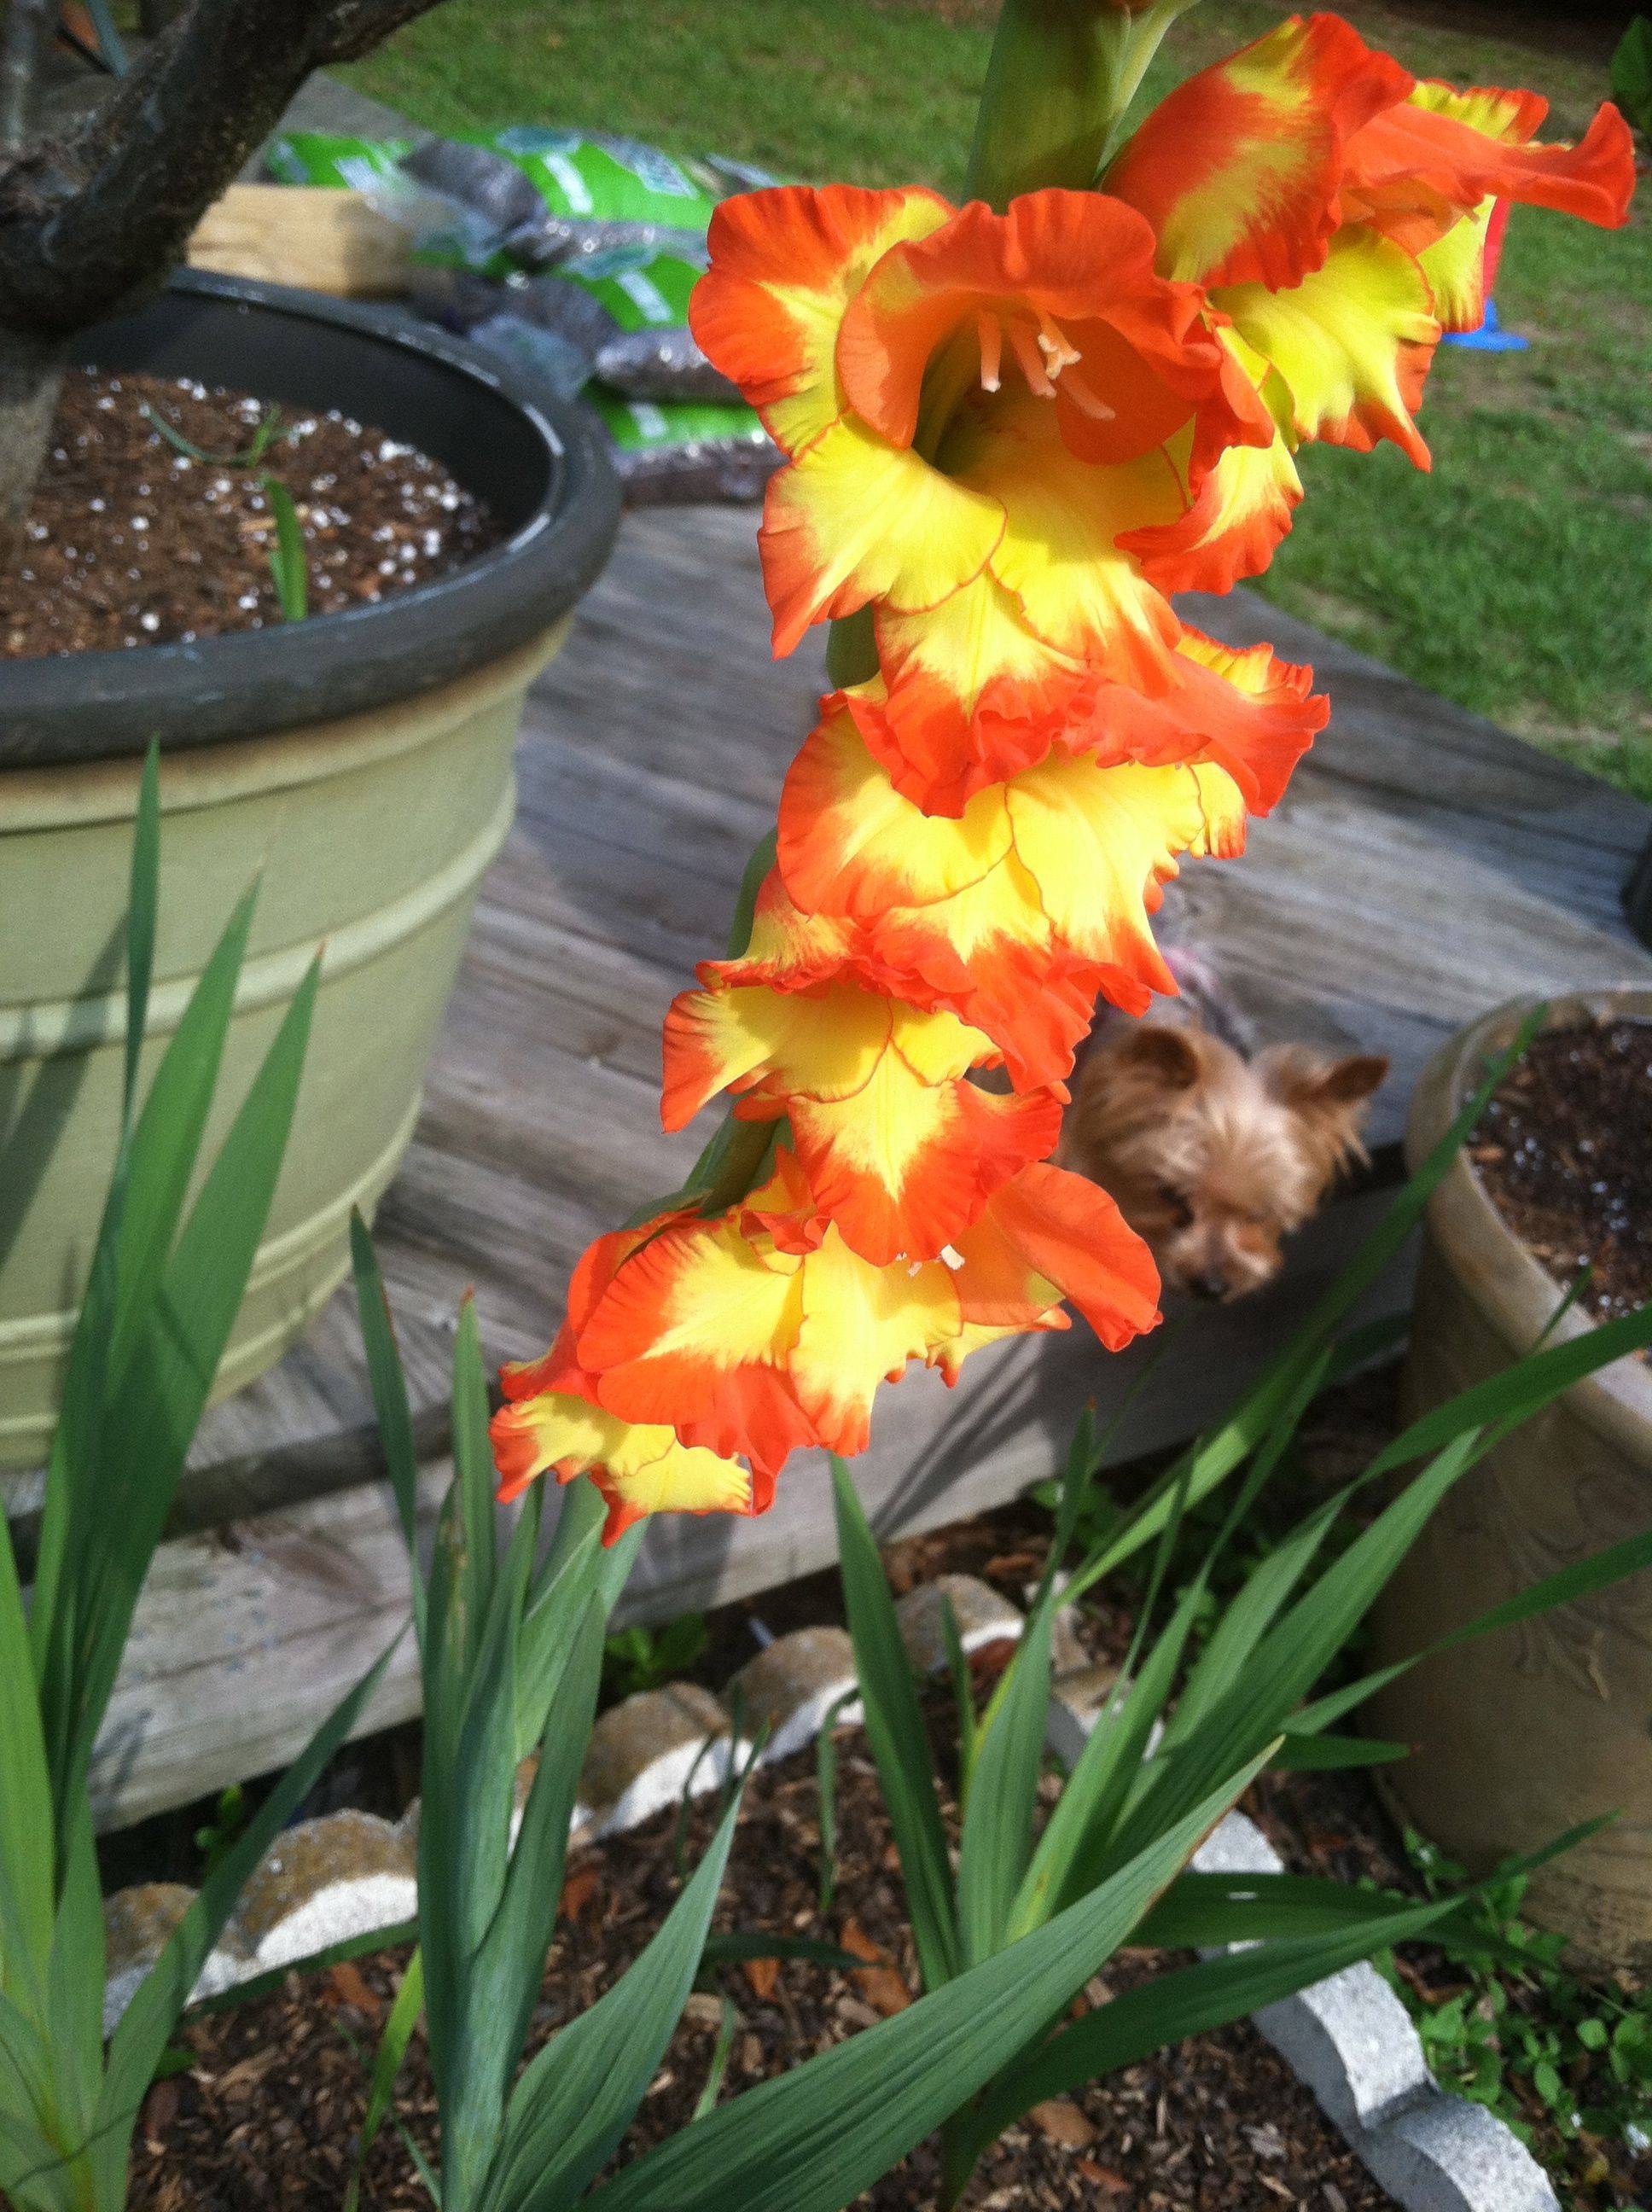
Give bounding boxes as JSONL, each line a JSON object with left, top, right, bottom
{"left": 1058, "top": 1024, "right": 1387, "bottom": 1301}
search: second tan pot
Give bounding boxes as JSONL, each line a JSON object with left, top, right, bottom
{"left": 1369, "top": 988, "right": 1652, "bottom": 1969}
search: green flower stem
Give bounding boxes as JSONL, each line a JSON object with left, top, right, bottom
{"left": 966, "top": 0, "right": 1199, "bottom": 208}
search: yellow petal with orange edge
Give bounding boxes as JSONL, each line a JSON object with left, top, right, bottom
{"left": 571, "top": 1215, "right": 817, "bottom": 1475}
{"left": 1219, "top": 225, "right": 1439, "bottom": 466}
{"left": 489, "top": 1389, "right": 749, "bottom": 1537}
{"left": 788, "top": 1230, "right": 959, "bottom": 1456}
{"left": 760, "top": 416, "right": 1004, "bottom": 656}
{"left": 788, "top": 1067, "right": 1062, "bottom": 1266}
{"left": 939, "top": 391, "right": 1185, "bottom": 690}
{"left": 1124, "top": 327, "right": 1302, "bottom": 594}
{"left": 1416, "top": 199, "right": 1495, "bottom": 334}
{"left": 870, "top": 568, "right": 1096, "bottom": 814}
{"left": 1004, "top": 757, "right": 1237, "bottom": 988}
{"left": 779, "top": 698, "right": 1015, "bottom": 917}
{"left": 662, "top": 980, "right": 895, "bottom": 1128}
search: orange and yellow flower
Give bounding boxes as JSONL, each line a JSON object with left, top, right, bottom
{"left": 494, "top": 14, "right": 1634, "bottom": 1542}
{"left": 693, "top": 181, "right": 1277, "bottom": 803}
{"left": 1104, "top": 12, "right": 1635, "bottom": 591}
{"left": 661, "top": 950, "right": 1064, "bottom": 1266}
{"left": 491, "top": 1147, "right": 1160, "bottom": 1540}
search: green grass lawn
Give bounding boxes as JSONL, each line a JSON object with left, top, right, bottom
{"left": 345, "top": 1, "right": 1651, "bottom": 794}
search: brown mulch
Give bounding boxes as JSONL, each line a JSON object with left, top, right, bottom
{"left": 129, "top": 1715, "right": 1395, "bottom": 2212}
{"left": 0, "top": 367, "right": 499, "bottom": 658}
{"left": 1472, "top": 1018, "right": 1652, "bottom": 1327}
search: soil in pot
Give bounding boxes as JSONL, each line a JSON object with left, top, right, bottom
{"left": 128, "top": 1713, "right": 1398, "bottom": 2212}
{"left": 0, "top": 366, "right": 502, "bottom": 657}
{"left": 1471, "top": 1018, "right": 1652, "bottom": 1326}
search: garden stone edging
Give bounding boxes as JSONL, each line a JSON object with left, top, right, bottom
{"left": 99, "top": 1573, "right": 1559, "bottom": 2209}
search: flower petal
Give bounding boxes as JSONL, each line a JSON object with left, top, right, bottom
{"left": 779, "top": 696, "right": 1015, "bottom": 917}
{"left": 868, "top": 573, "right": 1096, "bottom": 812}
{"left": 690, "top": 183, "right": 951, "bottom": 457}
{"left": 789, "top": 1231, "right": 960, "bottom": 1456}
{"left": 489, "top": 1388, "right": 750, "bottom": 1540}
{"left": 1004, "top": 754, "right": 1245, "bottom": 1004}
{"left": 573, "top": 1215, "right": 817, "bottom": 1474}
{"left": 759, "top": 414, "right": 1006, "bottom": 656}
{"left": 965, "top": 1161, "right": 1162, "bottom": 1351}
{"left": 1345, "top": 81, "right": 1636, "bottom": 235}
{"left": 1103, "top": 13, "right": 1413, "bottom": 288}
{"left": 945, "top": 388, "right": 1188, "bottom": 683}
{"left": 1219, "top": 223, "right": 1439, "bottom": 466}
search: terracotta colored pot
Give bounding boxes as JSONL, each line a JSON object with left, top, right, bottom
{"left": 0, "top": 275, "right": 619, "bottom": 1469}
{"left": 1370, "top": 987, "right": 1652, "bottom": 1968}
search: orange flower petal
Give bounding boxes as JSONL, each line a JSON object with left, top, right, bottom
{"left": 1103, "top": 13, "right": 1413, "bottom": 289}
{"left": 690, "top": 183, "right": 951, "bottom": 456}
{"left": 1344, "top": 82, "right": 1636, "bottom": 236}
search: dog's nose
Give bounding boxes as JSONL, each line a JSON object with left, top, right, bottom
{"left": 1187, "top": 1269, "right": 1229, "bottom": 1303}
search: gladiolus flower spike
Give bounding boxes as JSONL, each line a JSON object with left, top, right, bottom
{"left": 492, "top": 11, "right": 1633, "bottom": 1541}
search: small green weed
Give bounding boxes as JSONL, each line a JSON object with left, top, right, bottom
{"left": 1381, "top": 1828, "right": 1652, "bottom": 2188}
{"left": 601, "top": 1612, "right": 711, "bottom": 1703}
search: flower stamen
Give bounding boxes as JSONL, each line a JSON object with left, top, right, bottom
{"left": 1035, "top": 311, "right": 1082, "bottom": 372}
{"left": 1009, "top": 322, "right": 1056, "bottom": 399}
{"left": 977, "top": 309, "right": 1003, "bottom": 393}
{"left": 1058, "top": 367, "right": 1117, "bottom": 422}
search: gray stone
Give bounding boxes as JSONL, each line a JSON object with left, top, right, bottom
{"left": 1191, "top": 1810, "right": 1284, "bottom": 1878}
{"left": 724, "top": 1627, "right": 861, "bottom": 1765}
{"left": 102, "top": 1881, "right": 247, "bottom": 2034}
{"left": 1045, "top": 1661, "right": 1126, "bottom": 1770}
{"left": 1360, "top": 2093, "right": 1562, "bottom": 2212}
{"left": 1191, "top": 1815, "right": 1432, "bottom": 2136}
{"left": 580, "top": 1682, "right": 737, "bottom": 1837}
{"left": 1254, "top": 1963, "right": 1433, "bottom": 2135}
{"left": 226, "top": 1809, "right": 418, "bottom": 1972}
{"left": 1049, "top": 1604, "right": 1090, "bottom": 1677}
{"left": 896, "top": 1575, "right": 1023, "bottom": 1675}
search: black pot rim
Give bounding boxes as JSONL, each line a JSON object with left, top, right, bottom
{"left": 1, "top": 271, "right": 620, "bottom": 769}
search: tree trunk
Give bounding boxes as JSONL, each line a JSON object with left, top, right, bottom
{"left": 0, "top": 324, "right": 62, "bottom": 569}
{"left": 0, "top": 0, "right": 456, "bottom": 541}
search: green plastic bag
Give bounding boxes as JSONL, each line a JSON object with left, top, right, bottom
{"left": 588, "top": 389, "right": 776, "bottom": 503}
{"left": 264, "top": 130, "right": 414, "bottom": 190}
{"left": 474, "top": 127, "right": 720, "bottom": 244}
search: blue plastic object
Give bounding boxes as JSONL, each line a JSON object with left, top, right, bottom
{"left": 1441, "top": 296, "right": 1527, "bottom": 353}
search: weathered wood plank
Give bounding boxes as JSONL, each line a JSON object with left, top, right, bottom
{"left": 15, "top": 497, "right": 1652, "bottom": 1824}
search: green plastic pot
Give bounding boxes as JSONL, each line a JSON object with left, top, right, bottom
{"left": 0, "top": 275, "right": 619, "bottom": 1470}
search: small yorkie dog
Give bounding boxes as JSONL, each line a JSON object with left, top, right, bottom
{"left": 1059, "top": 950, "right": 1387, "bottom": 1303}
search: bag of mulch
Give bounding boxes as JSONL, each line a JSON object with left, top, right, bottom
{"left": 398, "top": 137, "right": 570, "bottom": 270}
{"left": 425, "top": 127, "right": 723, "bottom": 263}
{"left": 264, "top": 130, "right": 415, "bottom": 190}
{"left": 586, "top": 389, "right": 779, "bottom": 504}
{"left": 416, "top": 246, "right": 736, "bottom": 403}
{"left": 525, "top": 249, "right": 736, "bottom": 400}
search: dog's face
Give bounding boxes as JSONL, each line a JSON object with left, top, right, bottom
{"left": 1059, "top": 1025, "right": 1387, "bottom": 1301}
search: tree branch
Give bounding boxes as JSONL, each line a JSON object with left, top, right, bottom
{"left": 0, "top": 0, "right": 451, "bottom": 336}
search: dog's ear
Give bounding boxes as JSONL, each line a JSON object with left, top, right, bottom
{"left": 1115, "top": 1024, "right": 1205, "bottom": 1090}
{"left": 1261, "top": 1046, "right": 1387, "bottom": 1109}
{"left": 1312, "top": 1052, "right": 1390, "bottom": 1107}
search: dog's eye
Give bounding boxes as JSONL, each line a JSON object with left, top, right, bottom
{"left": 1155, "top": 1184, "right": 1192, "bottom": 1228}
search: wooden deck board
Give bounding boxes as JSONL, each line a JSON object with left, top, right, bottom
{"left": 16, "top": 501, "right": 1649, "bottom": 1826}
